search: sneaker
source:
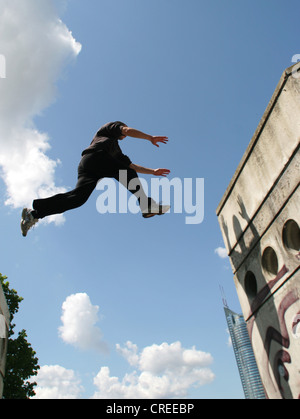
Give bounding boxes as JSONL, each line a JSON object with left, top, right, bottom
{"left": 142, "top": 200, "right": 171, "bottom": 219}
{"left": 20, "top": 208, "right": 39, "bottom": 237}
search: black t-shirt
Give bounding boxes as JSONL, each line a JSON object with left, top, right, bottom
{"left": 82, "top": 121, "right": 132, "bottom": 167}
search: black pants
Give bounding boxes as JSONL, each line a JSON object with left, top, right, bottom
{"left": 33, "top": 151, "right": 147, "bottom": 219}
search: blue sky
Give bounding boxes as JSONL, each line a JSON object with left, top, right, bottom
{"left": 0, "top": 0, "right": 299, "bottom": 399}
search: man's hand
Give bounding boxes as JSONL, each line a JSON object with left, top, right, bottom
{"left": 150, "top": 136, "right": 169, "bottom": 148}
{"left": 153, "top": 168, "right": 171, "bottom": 177}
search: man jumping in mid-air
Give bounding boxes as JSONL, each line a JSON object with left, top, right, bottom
{"left": 21, "top": 121, "right": 171, "bottom": 237}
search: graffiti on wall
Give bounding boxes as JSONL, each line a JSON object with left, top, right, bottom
{"left": 223, "top": 196, "right": 300, "bottom": 399}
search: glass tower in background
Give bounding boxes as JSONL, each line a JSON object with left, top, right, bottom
{"left": 224, "top": 306, "right": 266, "bottom": 399}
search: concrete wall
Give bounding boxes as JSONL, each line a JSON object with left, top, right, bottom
{"left": 217, "top": 63, "right": 300, "bottom": 399}
{"left": 0, "top": 284, "right": 10, "bottom": 399}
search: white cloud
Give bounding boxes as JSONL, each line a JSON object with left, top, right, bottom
{"left": 32, "top": 341, "right": 214, "bottom": 399}
{"left": 0, "top": 0, "right": 81, "bottom": 224}
{"left": 116, "top": 341, "right": 139, "bottom": 367}
{"left": 33, "top": 365, "right": 83, "bottom": 399}
{"left": 214, "top": 247, "right": 228, "bottom": 259}
{"left": 92, "top": 341, "right": 215, "bottom": 399}
{"left": 58, "top": 293, "right": 108, "bottom": 353}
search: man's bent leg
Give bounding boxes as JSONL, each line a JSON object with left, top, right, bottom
{"left": 116, "top": 168, "right": 150, "bottom": 211}
{"left": 115, "top": 169, "right": 169, "bottom": 217}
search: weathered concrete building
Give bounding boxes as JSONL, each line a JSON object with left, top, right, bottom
{"left": 0, "top": 284, "right": 9, "bottom": 398}
{"left": 217, "top": 63, "right": 300, "bottom": 399}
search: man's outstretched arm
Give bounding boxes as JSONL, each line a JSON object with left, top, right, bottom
{"left": 121, "top": 126, "right": 168, "bottom": 148}
{"left": 129, "top": 163, "right": 170, "bottom": 177}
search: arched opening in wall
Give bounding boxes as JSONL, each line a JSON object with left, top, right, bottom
{"left": 282, "top": 219, "right": 300, "bottom": 253}
{"left": 245, "top": 271, "right": 257, "bottom": 299}
{"left": 262, "top": 247, "right": 279, "bottom": 276}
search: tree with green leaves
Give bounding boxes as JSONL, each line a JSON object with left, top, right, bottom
{"left": 0, "top": 274, "right": 40, "bottom": 399}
